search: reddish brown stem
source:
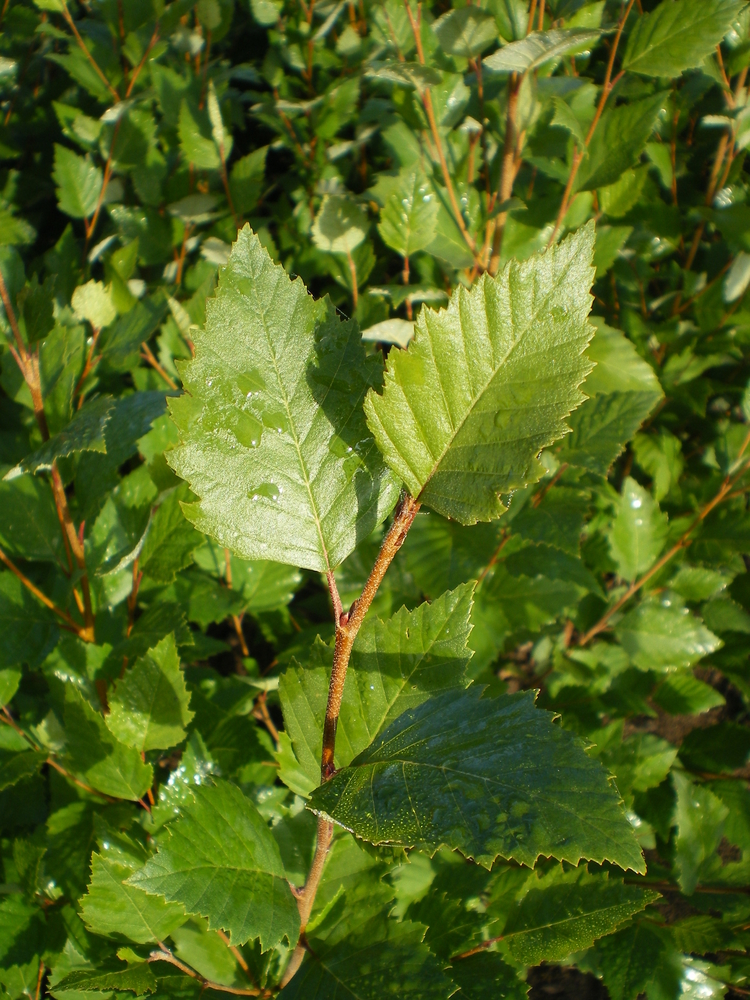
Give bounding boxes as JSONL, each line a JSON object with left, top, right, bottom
{"left": 141, "top": 341, "right": 179, "bottom": 389}
{"left": 0, "top": 545, "right": 82, "bottom": 633}
{"left": 60, "top": 0, "right": 120, "bottom": 101}
{"left": 488, "top": 74, "right": 521, "bottom": 275}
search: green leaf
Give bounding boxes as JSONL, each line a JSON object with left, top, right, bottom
{"left": 377, "top": 168, "right": 439, "bottom": 260}
{"left": 106, "top": 635, "right": 194, "bottom": 752}
{"left": 653, "top": 672, "right": 725, "bottom": 715}
{"left": 558, "top": 321, "right": 663, "bottom": 474}
{"left": 229, "top": 147, "right": 267, "bottom": 215}
{"left": 551, "top": 96, "right": 587, "bottom": 147}
{"left": 5, "top": 395, "right": 114, "bottom": 479}
{"left": 127, "top": 779, "right": 300, "bottom": 949}
{"left": 447, "top": 953, "right": 527, "bottom": 1000}
{"left": 499, "top": 867, "right": 659, "bottom": 965}
{"left": 576, "top": 94, "right": 665, "bottom": 191}
{"left": 0, "top": 474, "right": 65, "bottom": 562}
{"left": 484, "top": 29, "right": 601, "bottom": 73}
{"left": 80, "top": 852, "right": 187, "bottom": 944}
{"left": 168, "top": 226, "right": 400, "bottom": 572}
{"left": 54, "top": 964, "right": 157, "bottom": 995}
{"left": 0, "top": 668, "right": 21, "bottom": 706}
{"left": 365, "top": 224, "right": 596, "bottom": 524}
{"left": 312, "top": 195, "right": 368, "bottom": 254}
{"left": 53, "top": 144, "right": 103, "bottom": 219}
{"left": 577, "top": 920, "right": 682, "bottom": 1000}
{"left": 138, "top": 484, "right": 204, "bottom": 584}
{"left": 63, "top": 686, "right": 154, "bottom": 801}
{"left": 310, "top": 687, "right": 645, "bottom": 872}
{"left": 615, "top": 595, "right": 722, "bottom": 671}
{"left": 433, "top": 7, "right": 498, "bottom": 57}
{"left": 71, "top": 280, "right": 117, "bottom": 331}
{"left": 178, "top": 100, "right": 220, "bottom": 170}
{"left": 510, "top": 486, "right": 590, "bottom": 555}
{"left": 633, "top": 429, "right": 684, "bottom": 502}
{"left": 279, "top": 586, "right": 475, "bottom": 791}
{"left": 622, "top": 0, "right": 746, "bottom": 78}
{"left": 608, "top": 477, "right": 668, "bottom": 582}
{"left": 0, "top": 751, "right": 47, "bottom": 792}
{"left": 674, "top": 772, "right": 729, "bottom": 895}
{"left": 0, "top": 573, "right": 59, "bottom": 668}
{"left": 278, "top": 914, "right": 454, "bottom": 1000}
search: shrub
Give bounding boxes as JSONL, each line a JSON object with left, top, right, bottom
{"left": 1, "top": 1, "right": 750, "bottom": 998}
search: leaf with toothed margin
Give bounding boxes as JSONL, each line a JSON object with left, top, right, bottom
{"left": 167, "top": 225, "right": 401, "bottom": 573}
{"left": 309, "top": 686, "right": 645, "bottom": 873}
{"left": 126, "top": 779, "right": 300, "bottom": 950}
{"left": 364, "top": 224, "right": 596, "bottom": 525}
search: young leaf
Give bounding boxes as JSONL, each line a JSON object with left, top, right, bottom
{"left": 378, "top": 168, "right": 439, "bottom": 260}
{"left": 608, "top": 477, "right": 669, "bottom": 582}
{"left": 312, "top": 195, "right": 368, "bottom": 254}
{"left": 106, "top": 635, "right": 194, "bottom": 753}
{"left": 622, "top": 0, "right": 746, "bottom": 79}
{"left": 498, "top": 867, "right": 660, "bottom": 965}
{"left": 127, "top": 779, "right": 300, "bottom": 949}
{"left": 53, "top": 144, "right": 103, "bottom": 219}
{"left": 63, "top": 687, "right": 154, "bottom": 801}
{"left": 310, "top": 687, "right": 645, "bottom": 872}
{"left": 279, "top": 585, "right": 475, "bottom": 790}
{"left": 168, "top": 226, "right": 400, "bottom": 572}
{"left": 483, "top": 29, "right": 601, "bottom": 74}
{"left": 615, "top": 596, "right": 721, "bottom": 671}
{"left": 80, "top": 853, "right": 187, "bottom": 944}
{"left": 364, "top": 224, "right": 596, "bottom": 524}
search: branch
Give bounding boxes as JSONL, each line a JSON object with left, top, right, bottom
{"left": 403, "top": 1, "right": 480, "bottom": 263}
{"left": 141, "top": 341, "right": 179, "bottom": 390}
{"left": 487, "top": 73, "right": 521, "bottom": 275}
{"left": 578, "top": 443, "right": 750, "bottom": 646}
{"left": 60, "top": 0, "right": 120, "bottom": 102}
{"left": 148, "top": 947, "right": 265, "bottom": 997}
{"left": 547, "top": 0, "right": 636, "bottom": 246}
{"left": 0, "top": 545, "right": 82, "bottom": 633}
{"left": 281, "top": 493, "right": 421, "bottom": 988}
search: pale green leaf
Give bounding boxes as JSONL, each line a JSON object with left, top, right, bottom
{"left": 377, "top": 168, "right": 438, "bottom": 260}
{"left": 107, "top": 635, "right": 194, "bottom": 752}
{"left": 499, "top": 867, "right": 660, "bottom": 965}
{"left": 63, "top": 687, "right": 153, "bottom": 801}
{"left": 433, "top": 7, "right": 498, "bottom": 57}
{"left": 53, "top": 144, "right": 103, "bottom": 219}
{"left": 484, "top": 29, "right": 601, "bottom": 73}
{"left": 615, "top": 595, "right": 722, "bottom": 671}
{"left": 71, "top": 280, "right": 117, "bottom": 330}
{"left": 178, "top": 100, "right": 220, "bottom": 170}
{"left": 5, "top": 396, "right": 114, "bottom": 479}
{"left": 168, "top": 226, "right": 400, "bottom": 572}
{"left": 362, "top": 318, "right": 415, "bottom": 348}
{"left": 633, "top": 429, "right": 684, "bottom": 502}
{"left": 365, "top": 224, "right": 596, "bottom": 524}
{"left": 623, "top": 0, "right": 746, "bottom": 78}
{"left": 310, "top": 687, "right": 645, "bottom": 872}
{"left": 279, "top": 586, "right": 475, "bottom": 791}
{"left": 608, "top": 477, "right": 668, "bottom": 582}
{"left": 127, "top": 780, "right": 299, "bottom": 949}
{"left": 312, "top": 195, "right": 368, "bottom": 254}
{"left": 551, "top": 96, "right": 587, "bottom": 147}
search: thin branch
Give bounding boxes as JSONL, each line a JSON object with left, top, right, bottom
{"left": 141, "top": 341, "right": 179, "bottom": 389}
{"left": 403, "top": 1, "right": 479, "bottom": 262}
{"left": 253, "top": 692, "right": 280, "bottom": 744}
{"left": 488, "top": 73, "right": 521, "bottom": 275}
{"left": 548, "top": 0, "right": 636, "bottom": 246}
{"left": 148, "top": 947, "right": 264, "bottom": 996}
{"left": 579, "top": 445, "right": 750, "bottom": 646}
{"left": 326, "top": 569, "right": 343, "bottom": 628}
{"left": 0, "top": 545, "right": 82, "bottom": 632}
{"left": 46, "top": 757, "right": 117, "bottom": 801}
{"left": 60, "top": 0, "right": 120, "bottom": 101}
{"left": 282, "top": 494, "right": 421, "bottom": 988}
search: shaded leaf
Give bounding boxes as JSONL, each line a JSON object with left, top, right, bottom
{"left": 608, "top": 477, "right": 668, "bottom": 582}
{"left": 6, "top": 396, "right": 114, "bottom": 479}
{"left": 310, "top": 687, "right": 645, "bottom": 872}
{"left": 484, "top": 29, "right": 601, "bottom": 73}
